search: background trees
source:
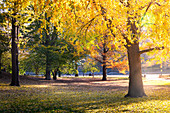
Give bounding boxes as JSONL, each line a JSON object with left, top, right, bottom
{"left": 0, "top": 13, "right": 10, "bottom": 73}
{"left": 88, "top": 35, "right": 127, "bottom": 80}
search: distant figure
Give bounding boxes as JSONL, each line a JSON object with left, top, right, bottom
{"left": 144, "top": 75, "right": 146, "bottom": 78}
{"left": 89, "top": 73, "right": 92, "bottom": 76}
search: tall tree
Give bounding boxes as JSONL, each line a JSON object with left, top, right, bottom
{"left": 10, "top": 3, "right": 20, "bottom": 86}
{"left": 2, "top": 0, "right": 34, "bottom": 86}
{"left": 55, "top": 0, "right": 169, "bottom": 97}
{"left": 89, "top": 35, "right": 127, "bottom": 80}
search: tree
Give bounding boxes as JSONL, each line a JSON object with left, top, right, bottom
{"left": 56, "top": 0, "right": 169, "bottom": 97}
{"left": 81, "top": 57, "right": 100, "bottom": 77}
{"left": 20, "top": 52, "right": 45, "bottom": 76}
{"left": 2, "top": 0, "right": 34, "bottom": 86}
{"left": 89, "top": 35, "right": 127, "bottom": 80}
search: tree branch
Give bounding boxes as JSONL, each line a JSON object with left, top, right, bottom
{"left": 139, "top": 46, "right": 164, "bottom": 54}
{"left": 93, "top": 56, "right": 103, "bottom": 63}
{"left": 143, "top": 2, "right": 153, "bottom": 16}
{"left": 106, "top": 55, "right": 126, "bottom": 67}
{"left": 99, "top": 4, "right": 116, "bottom": 38}
{"left": 77, "top": 14, "right": 100, "bottom": 34}
{"left": 154, "top": 2, "right": 161, "bottom": 6}
{"left": 141, "top": 1, "right": 161, "bottom": 23}
{"left": 114, "top": 55, "right": 126, "bottom": 63}
{"left": 119, "top": 0, "right": 128, "bottom": 7}
{"left": 99, "top": 4, "right": 131, "bottom": 47}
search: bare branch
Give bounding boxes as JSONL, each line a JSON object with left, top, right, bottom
{"left": 93, "top": 56, "right": 103, "bottom": 63}
{"left": 143, "top": 2, "right": 153, "bottom": 16}
{"left": 119, "top": 0, "right": 128, "bottom": 7}
{"left": 155, "top": 2, "right": 161, "bottom": 6}
{"left": 139, "top": 46, "right": 164, "bottom": 54}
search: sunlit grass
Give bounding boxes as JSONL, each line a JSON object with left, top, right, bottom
{"left": 0, "top": 77, "right": 169, "bottom": 112}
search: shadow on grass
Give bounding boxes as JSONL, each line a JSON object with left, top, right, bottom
{"left": 0, "top": 74, "right": 169, "bottom": 112}
{"left": 6, "top": 88, "right": 167, "bottom": 113}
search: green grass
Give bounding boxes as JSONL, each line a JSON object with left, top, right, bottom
{"left": 0, "top": 75, "right": 169, "bottom": 112}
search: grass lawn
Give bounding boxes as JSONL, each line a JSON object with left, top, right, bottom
{"left": 0, "top": 72, "right": 169, "bottom": 112}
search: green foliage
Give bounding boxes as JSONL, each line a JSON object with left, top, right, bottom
{"left": 1, "top": 51, "right": 11, "bottom": 72}
{"left": 0, "top": 13, "right": 10, "bottom": 54}
{"left": 20, "top": 52, "right": 46, "bottom": 75}
{"left": 81, "top": 58, "right": 100, "bottom": 74}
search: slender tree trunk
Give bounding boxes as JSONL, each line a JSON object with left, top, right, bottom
{"left": 102, "top": 36, "right": 107, "bottom": 81}
{"left": 10, "top": 11, "right": 19, "bottom": 86}
{"left": 45, "top": 54, "right": 51, "bottom": 80}
{"left": 45, "top": 41, "right": 51, "bottom": 80}
{"left": 58, "top": 70, "right": 61, "bottom": 77}
{"left": 53, "top": 69, "right": 57, "bottom": 80}
{"left": 0, "top": 52, "right": 2, "bottom": 74}
{"left": 75, "top": 62, "right": 78, "bottom": 77}
{"left": 75, "top": 74, "right": 78, "bottom": 77}
{"left": 35, "top": 67, "right": 39, "bottom": 76}
{"left": 102, "top": 62, "right": 107, "bottom": 81}
{"left": 125, "top": 44, "right": 146, "bottom": 97}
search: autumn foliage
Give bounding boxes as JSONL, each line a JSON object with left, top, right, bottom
{"left": 1, "top": 0, "right": 170, "bottom": 97}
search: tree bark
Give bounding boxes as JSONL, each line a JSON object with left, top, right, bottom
{"left": 58, "top": 70, "right": 61, "bottom": 77}
{"left": 52, "top": 69, "right": 57, "bottom": 80}
{"left": 35, "top": 67, "right": 39, "bottom": 76}
{"left": 75, "top": 62, "right": 78, "bottom": 77}
{"left": 102, "top": 63, "right": 107, "bottom": 81}
{"left": 45, "top": 54, "right": 51, "bottom": 80}
{"left": 125, "top": 44, "right": 146, "bottom": 97}
{"left": 102, "top": 36, "right": 107, "bottom": 81}
{"left": 10, "top": 12, "right": 20, "bottom": 86}
{"left": 0, "top": 52, "right": 2, "bottom": 74}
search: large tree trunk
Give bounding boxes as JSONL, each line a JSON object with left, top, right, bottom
{"left": 125, "top": 44, "right": 146, "bottom": 97}
{"left": 10, "top": 12, "right": 20, "bottom": 86}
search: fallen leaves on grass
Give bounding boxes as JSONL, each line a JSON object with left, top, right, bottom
{"left": 0, "top": 76, "right": 169, "bottom": 112}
